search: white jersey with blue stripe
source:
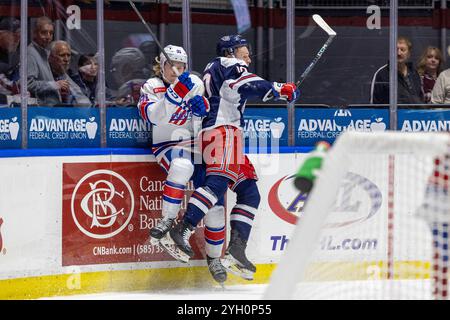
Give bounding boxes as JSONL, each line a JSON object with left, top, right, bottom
{"left": 202, "top": 57, "right": 273, "bottom": 130}
{"left": 138, "top": 77, "right": 196, "bottom": 162}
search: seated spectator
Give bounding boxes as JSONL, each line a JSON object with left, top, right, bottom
{"left": 71, "top": 53, "right": 112, "bottom": 105}
{"left": 109, "top": 47, "right": 148, "bottom": 106}
{"left": 0, "top": 17, "right": 20, "bottom": 105}
{"left": 139, "top": 40, "right": 155, "bottom": 75}
{"left": 27, "top": 16, "right": 57, "bottom": 105}
{"left": 431, "top": 68, "right": 450, "bottom": 104}
{"left": 416, "top": 46, "right": 443, "bottom": 103}
{"left": 47, "top": 40, "right": 90, "bottom": 106}
{"left": 370, "top": 36, "right": 423, "bottom": 104}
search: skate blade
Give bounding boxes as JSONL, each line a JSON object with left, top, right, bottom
{"left": 160, "top": 234, "right": 191, "bottom": 263}
{"left": 221, "top": 256, "right": 254, "bottom": 281}
{"left": 149, "top": 235, "right": 160, "bottom": 246}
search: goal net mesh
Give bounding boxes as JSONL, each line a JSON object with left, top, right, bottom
{"left": 265, "top": 131, "right": 450, "bottom": 300}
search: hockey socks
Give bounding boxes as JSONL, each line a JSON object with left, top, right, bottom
{"left": 231, "top": 179, "right": 260, "bottom": 241}
{"left": 204, "top": 205, "right": 226, "bottom": 259}
{"left": 222, "top": 179, "right": 260, "bottom": 280}
{"left": 183, "top": 176, "right": 229, "bottom": 227}
{"left": 230, "top": 204, "right": 256, "bottom": 241}
{"left": 162, "top": 180, "right": 186, "bottom": 218}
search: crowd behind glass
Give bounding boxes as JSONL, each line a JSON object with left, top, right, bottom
{"left": 1, "top": 4, "right": 449, "bottom": 109}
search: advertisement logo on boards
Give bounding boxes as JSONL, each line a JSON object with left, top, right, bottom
{"left": 71, "top": 169, "right": 134, "bottom": 239}
{"left": 244, "top": 117, "right": 286, "bottom": 140}
{"left": 0, "top": 117, "right": 19, "bottom": 141}
{"left": 333, "top": 109, "right": 386, "bottom": 131}
{"left": 29, "top": 116, "right": 98, "bottom": 140}
{"left": 106, "top": 108, "right": 152, "bottom": 147}
{"left": 86, "top": 117, "right": 98, "bottom": 139}
{"left": 108, "top": 117, "right": 151, "bottom": 139}
{"left": 269, "top": 117, "right": 285, "bottom": 138}
{"left": 267, "top": 172, "right": 382, "bottom": 227}
{"left": 62, "top": 162, "right": 207, "bottom": 266}
{"left": 298, "top": 109, "right": 387, "bottom": 139}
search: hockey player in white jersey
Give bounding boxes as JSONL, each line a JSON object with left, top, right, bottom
{"left": 137, "top": 45, "right": 228, "bottom": 284}
{"left": 169, "top": 35, "right": 300, "bottom": 280}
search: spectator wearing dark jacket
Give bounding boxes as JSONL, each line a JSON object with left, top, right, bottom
{"left": 70, "top": 54, "right": 99, "bottom": 104}
{"left": 370, "top": 36, "right": 424, "bottom": 104}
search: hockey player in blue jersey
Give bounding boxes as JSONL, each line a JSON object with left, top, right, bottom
{"left": 168, "top": 35, "right": 300, "bottom": 280}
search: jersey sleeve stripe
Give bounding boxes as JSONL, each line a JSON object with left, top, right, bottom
{"left": 138, "top": 101, "right": 154, "bottom": 122}
{"left": 229, "top": 74, "right": 260, "bottom": 89}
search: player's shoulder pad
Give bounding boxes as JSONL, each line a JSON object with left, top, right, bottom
{"left": 141, "top": 77, "right": 166, "bottom": 95}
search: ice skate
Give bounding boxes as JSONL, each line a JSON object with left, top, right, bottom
{"left": 169, "top": 220, "right": 195, "bottom": 258}
{"left": 159, "top": 232, "right": 191, "bottom": 263}
{"left": 206, "top": 255, "right": 227, "bottom": 285}
{"left": 221, "top": 229, "right": 256, "bottom": 281}
{"left": 149, "top": 217, "right": 175, "bottom": 245}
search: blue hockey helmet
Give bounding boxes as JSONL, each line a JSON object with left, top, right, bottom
{"left": 216, "top": 34, "right": 250, "bottom": 57}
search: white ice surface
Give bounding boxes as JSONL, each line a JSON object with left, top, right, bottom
{"left": 41, "top": 284, "right": 267, "bottom": 300}
{"left": 40, "top": 280, "right": 435, "bottom": 300}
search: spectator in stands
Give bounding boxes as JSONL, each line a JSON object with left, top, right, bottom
{"left": 139, "top": 40, "right": 155, "bottom": 75}
{"left": 416, "top": 46, "right": 443, "bottom": 103}
{"left": 370, "top": 36, "right": 423, "bottom": 104}
{"left": 110, "top": 47, "right": 147, "bottom": 106}
{"left": 27, "top": 16, "right": 58, "bottom": 105}
{"left": 71, "top": 53, "right": 112, "bottom": 105}
{"left": 0, "top": 17, "right": 21, "bottom": 105}
{"left": 47, "top": 40, "right": 90, "bottom": 106}
{"left": 431, "top": 67, "right": 450, "bottom": 104}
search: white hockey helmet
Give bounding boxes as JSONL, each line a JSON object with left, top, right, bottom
{"left": 160, "top": 44, "right": 188, "bottom": 73}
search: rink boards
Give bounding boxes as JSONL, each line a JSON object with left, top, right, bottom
{"left": 0, "top": 150, "right": 434, "bottom": 298}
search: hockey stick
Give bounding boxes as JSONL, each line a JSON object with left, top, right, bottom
{"left": 128, "top": 1, "right": 203, "bottom": 154}
{"left": 296, "top": 14, "right": 336, "bottom": 87}
{"left": 128, "top": 0, "right": 180, "bottom": 76}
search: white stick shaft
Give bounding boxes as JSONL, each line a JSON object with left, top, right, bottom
{"left": 296, "top": 15, "right": 336, "bottom": 87}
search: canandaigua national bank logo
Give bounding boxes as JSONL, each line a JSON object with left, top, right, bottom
{"left": 62, "top": 162, "right": 179, "bottom": 266}
{"left": 71, "top": 169, "right": 134, "bottom": 239}
{"left": 268, "top": 172, "right": 382, "bottom": 228}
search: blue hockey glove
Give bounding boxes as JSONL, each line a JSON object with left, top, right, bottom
{"left": 187, "top": 95, "right": 210, "bottom": 117}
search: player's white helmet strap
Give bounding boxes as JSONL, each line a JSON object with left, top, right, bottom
{"left": 160, "top": 45, "right": 188, "bottom": 81}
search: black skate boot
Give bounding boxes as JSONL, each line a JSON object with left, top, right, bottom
{"left": 149, "top": 217, "right": 175, "bottom": 245}
{"left": 206, "top": 255, "right": 227, "bottom": 285}
{"left": 221, "top": 229, "right": 256, "bottom": 280}
{"left": 169, "top": 220, "right": 195, "bottom": 258}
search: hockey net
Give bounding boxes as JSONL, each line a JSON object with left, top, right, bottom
{"left": 264, "top": 131, "right": 450, "bottom": 300}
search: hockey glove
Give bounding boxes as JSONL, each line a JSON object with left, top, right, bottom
{"left": 271, "top": 82, "right": 300, "bottom": 102}
{"left": 187, "top": 95, "right": 210, "bottom": 117}
{"left": 165, "top": 71, "right": 195, "bottom": 105}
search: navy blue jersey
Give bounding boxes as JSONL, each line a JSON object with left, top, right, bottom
{"left": 202, "top": 57, "right": 273, "bottom": 130}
